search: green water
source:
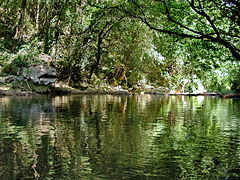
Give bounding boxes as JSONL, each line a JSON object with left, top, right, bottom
{"left": 0, "top": 95, "right": 240, "bottom": 179}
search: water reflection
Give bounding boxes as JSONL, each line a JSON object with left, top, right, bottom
{"left": 0, "top": 95, "right": 240, "bottom": 179}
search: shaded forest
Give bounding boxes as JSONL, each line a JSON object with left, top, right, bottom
{"left": 0, "top": 0, "right": 240, "bottom": 93}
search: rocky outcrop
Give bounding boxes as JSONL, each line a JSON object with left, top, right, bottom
{"left": 0, "top": 75, "right": 23, "bottom": 83}
{"left": 21, "top": 65, "right": 57, "bottom": 85}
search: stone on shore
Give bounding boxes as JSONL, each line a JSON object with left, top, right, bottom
{"left": 22, "top": 65, "right": 57, "bottom": 85}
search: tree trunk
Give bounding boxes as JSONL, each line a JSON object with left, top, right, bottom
{"left": 36, "top": 0, "right": 41, "bottom": 32}
{"left": 14, "top": 0, "right": 27, "bottom": 39}
{"left": 89, "top": 35, "right": 103, "bottom": 80}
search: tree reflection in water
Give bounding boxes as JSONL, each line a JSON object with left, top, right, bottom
{"left": 0, "top": 95, "right": 240, "bottom": 179}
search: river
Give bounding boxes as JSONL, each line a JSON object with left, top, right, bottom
{"left": 0, "top": 95, "right": 240, "bottom": 179}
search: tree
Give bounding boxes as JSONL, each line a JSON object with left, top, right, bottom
{"left": 109, "top": 0, "right": 240, "bottom": 61}
{"left": 1, "top": 0, "right": 240, "bottom": 91}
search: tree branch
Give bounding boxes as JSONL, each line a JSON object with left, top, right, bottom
{"left": 162, "top": 0, "right": 205, "bottom": 36}
{"left": 88, "top": 0, "right": 240, "bottom": 60}
{"left": 187, "top": 0, "right": 220, "bottom": 38}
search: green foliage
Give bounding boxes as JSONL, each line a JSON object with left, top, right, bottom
{"left": 0, "top": 0, "right": 240, "bottom": 92}
{"left": 0, "top": 40, "right": 42, "bottom": 75}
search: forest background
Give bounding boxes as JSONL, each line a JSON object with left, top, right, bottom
{"left": 0, "top": 0, "right": 239, "bottom": 93}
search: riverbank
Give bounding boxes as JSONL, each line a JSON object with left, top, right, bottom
{"left": 0, "top": 82, "right": 131, "bottom": 96}
{"left": 1, "top": 83, "right": 240, "bottom": 98}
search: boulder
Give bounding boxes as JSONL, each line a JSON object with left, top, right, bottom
{"left": 0, "top": 76, "right": 8, "bottom": 83}
{"left": 22, "top": 65, "right": 57, "bottom": 85}
{"left": 0, "top": 75, "right": 23, "bottom": 83}
{"left": 147, "top": 87, "right": 168, "bottom": 94}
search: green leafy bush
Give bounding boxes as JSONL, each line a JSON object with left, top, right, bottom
{"left": 1, "top": 40, "right": 41, "bottom": 75}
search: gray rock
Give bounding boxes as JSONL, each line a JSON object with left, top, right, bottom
{"left": 22, "top": 65, "right": 57, "bottom": 85}
{"left": 0, "top": 75, "right": 23, "bottom": 83}
{"left": 39, "top": 78, "right": 57, "bottom": 85}
{"left": 0, "top": 77, "right": 7, "bottom": 83}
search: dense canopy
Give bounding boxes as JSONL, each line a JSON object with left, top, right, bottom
{"left": 0, "top": 0, "right": 239, "bottom": 92}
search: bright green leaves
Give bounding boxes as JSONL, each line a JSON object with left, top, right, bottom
{"left": 1, "top": 0, "right": 240, "bottom": 92}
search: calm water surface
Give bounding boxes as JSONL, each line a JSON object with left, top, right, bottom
{"left": 0, "top": 95, "right": 240, "bottom": 179}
